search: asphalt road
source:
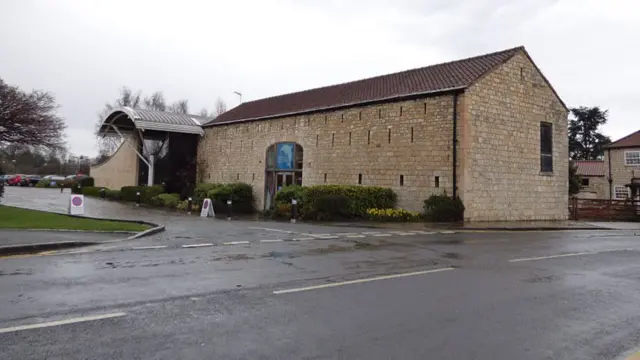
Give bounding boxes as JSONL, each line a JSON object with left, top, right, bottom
{"left": 2, "top": 229, "right": 640, "bottom": 359}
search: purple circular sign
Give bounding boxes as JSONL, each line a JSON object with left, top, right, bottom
{"left": 72, "top": 196, "right": 83, "bottom": 206}
{"left": 203, "top": 200, "right": 209, "bottom": 209}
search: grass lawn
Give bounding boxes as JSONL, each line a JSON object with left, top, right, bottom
{"left": 0, "top": 205, "right": 150, "bottom": 232}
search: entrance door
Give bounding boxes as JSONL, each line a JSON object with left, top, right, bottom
{"left": 276, "top": 172, "right": 294, "bottom": 192}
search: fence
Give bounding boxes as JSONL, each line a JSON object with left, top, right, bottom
{"left": 569, "top": 198, "right": 639, "bottom": 221}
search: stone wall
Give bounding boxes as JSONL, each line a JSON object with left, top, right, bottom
{"left": 91, "top": 136, "right": 139, "bottom": 190}
{"left": 577, "top": 176, "right": 607, "bottom": 199}
{"left": 462, "top": 51, "right": 569, "bottom": 221}
{"left": 198, "top": 95, "right": 459, "bottom": 211}
{"left": 605, "top": 147, "right": 640, "bottom": 199}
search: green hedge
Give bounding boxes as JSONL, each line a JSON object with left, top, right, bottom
{"left": 298, "top": 185, "right": 396, "bottom": 219}
{"left": 120, "top": 185, "right": 165, "bottom": 203}
{"left": 273, "top": 185, "right": 305, "bottom": 206}
{"left": 35, "top": 178, "right": 52, "bottom": 188}
{"left": 151, "top": 193, "right": 181, "bottom": 208}
{"left": 105, "top": 189, "right": 121, "bottom": 201}
{"left": 80, "top": 186, "right": 102, "bottom": 198}
{"left": 423, "top": 194, "right": 465, "bottom": 222}
{"left": 193, "top": 183, "right": 223, "bottom": 205}
{"left": 206, "top": 183, "right": 255, "bottom": 214}
{"left": 71, "top": 177, "right": 95, "bottom": 194}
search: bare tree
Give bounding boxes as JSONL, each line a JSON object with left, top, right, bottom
{"left": 143, "top": 91, "right": 166, "bottom": 112}
{"left": 168, "top": 100, "right": 189, "bottom": 114}
{"left": 0, "top": 78, "right": 66, "bottom": 149}
{"left": 199, "top": 108, "right": 210, "bottom": 117}
{"left": 215, "top": 97, "right": 227, "bottom": 116}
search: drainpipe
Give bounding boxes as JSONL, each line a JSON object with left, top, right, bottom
{"left": 452, "top": 92, "right": 459, "bottom": 199}
{"left": 607, "top": 148, "right": 613, "bottom": 199}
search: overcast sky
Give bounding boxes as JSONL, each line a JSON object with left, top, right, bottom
{"left": 0, "top": 0, "right": 637, "bottom": 156}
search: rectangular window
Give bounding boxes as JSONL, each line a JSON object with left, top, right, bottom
{"left": 411, "top": 127, "right": 414, "bottom": 143}
{"left": 435, "top": 176, "right": 440, "bottom": 188}
{"left": 399, "top": 175, "right": 404, "bottom": 186}
{"left": 367, "top": 130, "right": 371, "bottom": 145}
{"left": 388, "top": 128, "right": 391, "bottom": 143}
{"left": 625, "top": 151, "right": 640, "bottom": 166}
{"left": 614, "top": 185, "right": 629, "bottom": 200}
{"left": 324, "top": 173, "right": 327, "bottom": 183}
{"left": 358, "top": 173, "right": 362, "bottom": 185}
{"left": 252, "top": 173, "right": 255, "bottom": 181}
{"left": 348, "top": 132, "right": 352, "bottom": 146}
{"left": 581, "top": 178, "right": 590, "bottom": 187}
{"left": 400, "top": 106, "right": 403, "bottom": 116}
{"left": 359, "top": 111, "right": 362, "bottom": 120}
{"left": 540, "top": 122, "right": 553, "bottom": 172}
{"left": 316, "top": 134, "right": 319, "bottom": 147}
{"left": 332, "top": 133, "right": 335, "bottom": 147}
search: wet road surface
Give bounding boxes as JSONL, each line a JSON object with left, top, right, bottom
{"left": 2, "top": 228, "right": 640, "bottom": 359}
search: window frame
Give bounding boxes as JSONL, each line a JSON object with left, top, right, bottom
{"left": 540, "top": 122, "right": 554, "bottom": 173}
{"left": 624, "top": 150, "right": 640, "bottom": 166}
{"left": 581, "top": 178, "right": 590, "bottom": 187}
{"left": 614, "top": 185, "right": 629, "bottom": 200}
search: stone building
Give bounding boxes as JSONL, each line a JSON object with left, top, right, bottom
{"left": 198, "top": 46, "right": 569, "bottom": 221}
{"left": 603, "top": 130, "right": 640, "bottom": 200}
{"left": 574, "top": 160, "right": 607, "bottom": 199}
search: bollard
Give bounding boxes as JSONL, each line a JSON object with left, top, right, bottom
{"left": 60, "top": 186, "right": 63, "bottom": 193}
{"left": 100, "top": 188, "right": 106, "bottom": 199}
{"left": 187, "top": 197, "right": 193, "bottom": 215}
{"left": 291, "top": 199, "right": 298, "bottom": 223}
{"left": 227, "top": 199, "right": 232, "bottom": 220}
{"left": 135, "top": 192, "right": 141, "bottom": 207}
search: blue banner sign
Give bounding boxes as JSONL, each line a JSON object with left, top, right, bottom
{"left": 276, "top": 143, "right": 294, "bottom": 169}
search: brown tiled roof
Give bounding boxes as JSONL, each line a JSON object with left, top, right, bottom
{"left": 574, "top": 160, "right": 606, "bottom": 177}
{"left": 207, "top": 46, "right": 527, "bottom": 126}
{"left": 605, "top": 129, "right": 640, "bottom": 149}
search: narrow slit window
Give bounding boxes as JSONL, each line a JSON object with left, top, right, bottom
{"left": 424, "top": 103, "right": 427, "bottom": 114}
{"left": 378, "top": 109, "right": 382, "bottom": 118}
{"left": 435, "top": 176, "right": 440, "bottom": 188}
{"left": 358, "top": 173, "right": 362, "bottom": 185}
{"left": 388, "top": 128, "right": 391, "bottom": 143}
{"left": 400, "top": 106, "right": 403, "bottom": 116}
{"left": 411, "top": 127, "right": 414, "bottom": 143}
{"left": 399, "top": 175, "right": 404, "bottom": 186}
{"left": 252, "top": 173, "right": 255, "bottom": 181}
{"left": 367, "top": 130, "right": 371, "bottom": 145}
{"left": 348, "top": 132, "right": 352, "bottom": 145}
{"left": 324, "top": 173, "right": 327, "bottom": 183}
{"left": 359, "top": 111, "right": 362, "bottom": 120}
{"left": 324, "top": 115, "right": 327, "bottom": 125}
{"left": 540, "top": 122, "right": 553, "bottom": 172}
{"left": 316, "top": 134, "right": 319, "bottom": 147}
{"left": 236, "top": 173, "right": 239, "bottom": 180}
{"left": 332, "top": 133, "right": 335, "bottom": 147}
{"left": 341, "top": 114, "right": 344, "bottom": 122}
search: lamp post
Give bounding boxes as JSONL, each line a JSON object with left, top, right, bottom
{"left": 233, "top": 91, "right": 242, "bottom": 104}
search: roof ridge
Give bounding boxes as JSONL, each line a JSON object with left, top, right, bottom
{"left": 238, "top": 46, "right": 524, "bottom": 107}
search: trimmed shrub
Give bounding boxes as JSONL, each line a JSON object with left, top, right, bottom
{"left": 105, "top": 189, "right": 121, "bottom": 201}
{"left": 366, "top": 208, "right": 421, "bottom": 222}
{"left": 80, "top": 186, "right": 102, "bottom": 198}
{"left": 176, "top": 200, "right": 201, "bottom": 213}
{"left": 206, "top": 183, "right": 255, "bottom": 214}
{"left": 423, "top": 194, "right": 465, "bottom": 222}
{"left": 273, "top": 185, "right": 305, "bottom": 206}
{"left": 301, "top": 185, "right": 396, "bottom": 219}
{"left": 311, "top": 194, "right": 351, "bottom": 220}
{"left": 151, "top": 193, "right": 181, "bottom": 208}
{"left": 269, "top": 203, "right": 292, "bottom": 220}
{"left": 77, "top": 176, "right": 95, "bottom": 187}
{"left": 36, "top": 178, "right": 51, "bottom": 188}
{"left": 121, "top": 185, "right": 165, "bottom": 203}
{"left": 193, "top": 183, "right": 223, "bottom": 204}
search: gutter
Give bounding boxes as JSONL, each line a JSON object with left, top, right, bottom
{"left": 452, "top": 92, "right": 459, "bottom": 198}
{"left": 608, "top": 148, "right": 613, "bottom": 199}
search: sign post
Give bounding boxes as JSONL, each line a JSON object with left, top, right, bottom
{"left": 200, "top": 198, "right": 215, "bottom": 218}
{"left": 68, "top": 194, "right": 85, "bottom": 216}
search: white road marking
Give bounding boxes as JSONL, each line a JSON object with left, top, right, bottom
{"left": 347, "top": 235, "right": 366, "bottom": 238}
{"left": 411, "top": 231, "right": 437, "bottom": 235}
{"left": 362, "top": 231, "right": 382, "bottom": 235}
{"left": 372, "top": 233, "right": 392, "bottom": 237}
{"left": 273, "top": 268, "right": 455, "bottom": 294}
{"left": 249, "top": 227, "right": 296, "bottom": 234}
{"left": 259, "top": 239, "right": 284, "bottom": 243}
{"left": 289, "top": 237, "right": 314, "bottom": 241}
{"left": 222, "top": 241, "right": 250, "bottom": 245}
{"left": 182, "top": 243, "right": 214, "bottom": 248}
{"left": 336, "top": 233, "right": 357, "bottom": 236}
{"left": 440, "top": 230, "right": 456, "bottom": 234}
{"left": 509, "top": 248, "right": 636, "bottom": 262}
{"left": 132, "top": 246, "right": 167, "bottom": 250}
{"left": 0, "top": 312, "right": 127, "bottom": 334}
{"left": 300, "top": 233, "right": 333, "bottom": 238}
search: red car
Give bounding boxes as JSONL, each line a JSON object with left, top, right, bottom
{"left": 7, "top": 175, "right": 23, "bottom": 186}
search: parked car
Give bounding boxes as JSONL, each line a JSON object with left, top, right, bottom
{"left": 7, "top": 175, "right": 23, "bottom": 186}
{"left": 20, "top": 175, "right": 41, "bottom": 187}
{"left": 43, "top": 175, "right": 65, "bottom": 181}
{"left": 3, "top": 175, "right": 15, "bottom": 185}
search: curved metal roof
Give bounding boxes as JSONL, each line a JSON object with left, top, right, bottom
{"left": 99, "top": 107, "right": 208, "bottom": 136}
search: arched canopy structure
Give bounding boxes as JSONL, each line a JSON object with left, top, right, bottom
{"left": 96, "top": 107, "right": 211, "bottom": 188}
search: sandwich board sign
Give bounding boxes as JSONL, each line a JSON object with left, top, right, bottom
{"left": 200, "top": 198, "right": 214, "bottom": 218}
{"left": 68, "top": 194, "right": 85, "bottom": 215}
